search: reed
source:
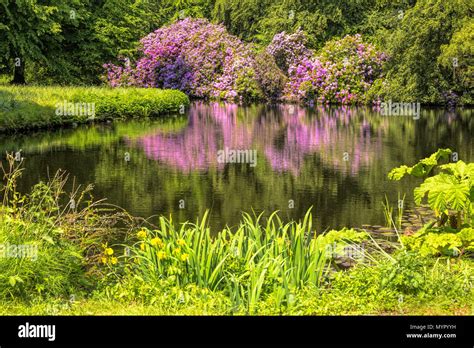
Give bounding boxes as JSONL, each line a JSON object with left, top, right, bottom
{"left": 114, "top": 209, "right": 329, "bottom": 313}
{"left": 382, "top": 195, "right": 393, "bottom": 228}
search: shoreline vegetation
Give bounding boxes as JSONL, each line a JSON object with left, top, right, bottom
{"left": 0, "top": 0, "right": 472, "bottom": 317}
{"left": 0, "top": 151, "right": 472, "bottom": 316}
{"left": 0, "top": 84, "right": 471, "bottom": 134}
{"left": 0, "top": 86, "right": 189, "bottom": 132}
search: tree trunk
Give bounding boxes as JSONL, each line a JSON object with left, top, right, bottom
{"left": 11, "top": 57, "right": 26, "bottom": 85}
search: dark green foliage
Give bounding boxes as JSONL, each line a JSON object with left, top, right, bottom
{"left": 0, "top": 0, "right": 471, "bottom": 104}
{"left": 253, "top": 51, "right": 287, "bottom": 100}
{"left": 377, "top": 0, "right": 472, "bottom": 104}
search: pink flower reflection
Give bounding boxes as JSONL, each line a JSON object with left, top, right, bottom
{"left": 129, "top": 103, "right": 384, "bottom": 175}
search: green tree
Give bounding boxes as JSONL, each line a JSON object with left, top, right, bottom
{"left": 380, "top": 0, "right": 472, "bottom": 104}
{"left": 0, "top": 0, "right": 72, "bottom": 84}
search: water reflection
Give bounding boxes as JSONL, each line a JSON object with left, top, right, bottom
{"left": 2, "top": 103, "right": 472, "bottom": 233}
{"left": 130, "top": 103, "right": 386, "bottom": 176}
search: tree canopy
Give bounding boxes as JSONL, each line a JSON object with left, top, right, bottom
{"left": 0, "top": 0, "right": 471, "bottom": 104}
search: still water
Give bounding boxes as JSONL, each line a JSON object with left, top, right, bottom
{"left": 2, "top": 102, "right": 472, "bottom": 232}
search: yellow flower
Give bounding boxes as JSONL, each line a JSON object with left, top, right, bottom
{"left": 105, "top": 247, "right": 114, "bottom": 256}
{"left": 157, "top": 251, "right": 167, "bottom": 260}
{"left": 137, "top": 230, "right": 147, "bottom": 239}
{"left": 150, "top": 237, "right": 163, "bottom": 247}
{"left": 101, "top": 257, "right": 107, "bottom": 264}
{"left": 110, "top": 257, "right": 118, "bottom": 265}
{"left": 180, "top": 253, "right": 189, "bottom": 262}
{"left": 173, "top": 247, "right": 181, "bottom": 255}
{"left": 169, "top": 266, "right": 182, "bottom": 275}
{"left": 177, "top": 238, "right": 186, "bottom": 246}
{"left": 276, "top": 237, "right": 285, "bottom": 246}
{"left": 140, "top": 242, "right": 145, "bottom": 251}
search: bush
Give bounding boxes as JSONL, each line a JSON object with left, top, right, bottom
{"left": 285, "top": 34, "right": 387, "bottom": 104}
{"left": 104, "top": 18, "right": 261, "bottom": 101}
{"left": 266, "top": 30, "right": 312, "bottom": 73}
{"left": 253, "top": 51, "right": 287, "bottom": 100}
{"left": 0, "top": 213, "right": 86, "bottom": 300}
{"left": 0, "top": 154, "right": 130, "bottom": 301}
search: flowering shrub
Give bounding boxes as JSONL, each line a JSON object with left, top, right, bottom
{"left": 253, "top": 51, "right": 288, "bottom": 100}
{"left": 104, "top": 18, "right": 261, "bottom": 101}
{"left": 104, "top": 23, "right": 387, "bottom": 104}
{"left": 266, "top": 29, "right": 312, "bottom": 74}
{"left": 285, "top": 35, "right": 388, "bottom": 104}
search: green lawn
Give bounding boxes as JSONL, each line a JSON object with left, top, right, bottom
{"left": 0, "top": 85, "right": 189, "bottom": 132}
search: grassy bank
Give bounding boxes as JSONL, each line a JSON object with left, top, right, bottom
{"left": 0, "top": 85, "right": 189, "bottom": 132}
{"left": 0, "top": 152, "right": 472, "bottom": 315}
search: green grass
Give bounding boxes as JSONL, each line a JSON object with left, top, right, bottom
{"left": 1, "top": 254, "right": 471, "bottom": 315}
{"left": 0, "top": 85, "right": 190, "bottom": 132}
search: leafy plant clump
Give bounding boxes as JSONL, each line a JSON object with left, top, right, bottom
{"left": 389, "top": 148, "right": 473, "bottom": 229}
{"left": 402, "top": 227, "right": 474, "bottom": 257}
{"left": 0, "top": 154, "right": 133, "bottom": 301}
{"left": 285, "top": 34, "right": 387, "bottom": 104}
{"left": 388, "top": 149, "right": 474, "bottom": 259}
{"left": 101, "top": 210, "right": 330, "bottom": 314}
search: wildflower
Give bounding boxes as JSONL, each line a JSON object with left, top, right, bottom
{"left": 101, "top": 257, "right": 107, "bottom": 264}
{"left": 177, "top": 238, "right": 186, "bottom": 246}
{"left": 169, "top": 266, "right": 182, "bottom": 275}
{"left": 178, "top": 292, "right": 185, "bottom": 303}
{"left": 276, "top": 237, "right": 285, "bottom": 246}
{"left": 110, "top": 257, "right": 118, "bottom": 265}
{"left": 137, "top": 230, "right": 147, "bottom": 239}
{"left": 180, "top": 253, "right": 189, "bottom": 262}
{"left": 173, "top": 247, "right": 181, "bottom": 255}
{"left": 157, "top": 251, "right": 167, "bottom": 260}
{"left": 151, "top": 237, "right": 163, "bottom": 248}
{"left": 140, "top": 243, "right": 145, "bottom": 251}
{"left": 105, "top": 247, "right": 114, "bottom": 256}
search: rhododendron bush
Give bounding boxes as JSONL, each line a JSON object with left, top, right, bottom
{"left": 284, "top": 35, "right": 388, "bottom": 104}
{"left": 266, "top": 29, "right": 312, "bottom": 73}
{"left": 104, "top": 18, "right": 261, "bottom": 100}
{"left": 104, "top": 19, "right": 387, "bottom": 104}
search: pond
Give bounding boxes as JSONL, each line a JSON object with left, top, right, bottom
{"left": 2, "top": 102, "right": 472, "bottom": 233}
